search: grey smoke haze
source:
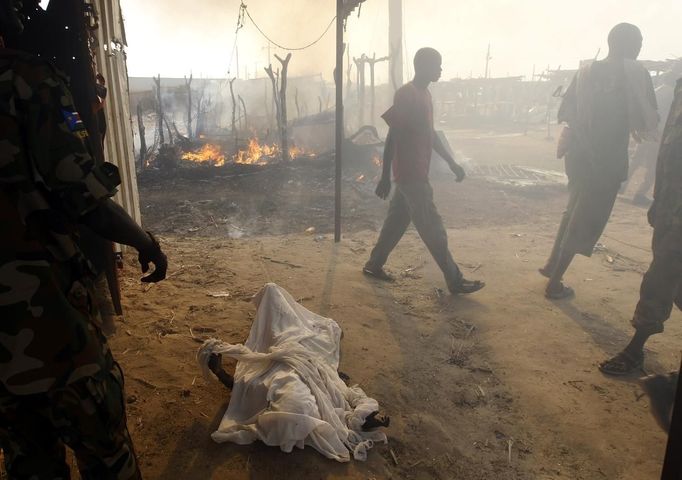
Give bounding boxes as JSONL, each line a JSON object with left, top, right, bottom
{"left": 121, "top": 0, "right": 680, "bottom": 81}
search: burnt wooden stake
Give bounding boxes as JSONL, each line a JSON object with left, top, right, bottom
{"left": 136, "top": 102, "right": 146, "bottom": 169}
{"left": 353, "top": 54, "right": 368, "bottom": 126}
{"left": 264, "top": 64, "right": 281, "bottom": 142}
{"left": 275, "top": 53, "right": 292, "bottom": 162}
{"left": 163, "top": 116, "right": 173, "bottom": 144}
{"left": 238, "top": 94, "right": 248, "bottom": 131}
{"left": 153, "top": 74, "right": 164, "bottom": 144}
{"left": 294, "top": 88, "right": 301, "bottom": 118}
{"left": 185, "top": 73, "right": 192, "bottom": 139}
{"left": 229, "top": 78, "right": 237, "bottom": 150}
{"left": 367, "top": 53, "right": 389, "bottom": 124}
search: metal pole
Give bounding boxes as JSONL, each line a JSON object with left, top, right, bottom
{"left": 334, "top": 0, "right": 343, "bottom": 242}
{"left": 661, "top": 356, "right": 682, "bottom": 479}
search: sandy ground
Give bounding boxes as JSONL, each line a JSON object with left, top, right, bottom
{"left": 107, "top": 127, "right": 678, "bottom": 480}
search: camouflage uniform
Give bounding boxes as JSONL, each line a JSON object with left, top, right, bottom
{"left": 632, "top": 78, "right": 682, "bottom": 335}
{"left": 0, "top": 49, "right": 140, "bottom": 479}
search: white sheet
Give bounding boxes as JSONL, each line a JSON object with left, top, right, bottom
{"left": 197, "top": 283, "right": 387, "bottom": 462}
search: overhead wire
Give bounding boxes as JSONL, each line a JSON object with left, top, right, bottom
{"left": 240, "top": 1, "right": 336, "bottom": 52}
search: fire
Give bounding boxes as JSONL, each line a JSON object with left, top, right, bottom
{"left": 180, "top": 138, "right": 317, "bottom": 167}
{"left": 372, "top": 153, "right": 382, "bottom": 168}
{"left": 235, "top": 138, "right": 314, "bottom": 165}
{"left": 356, "top": 174, "right": 365, "bottom": 182}
{"left": 182, "top": 143, "right": 226, "bottom": 166}
{"left": 289, "top": 145, "right": 313, "bottom": 159}
{"left": 235, "top": 137, "right": 279, "bottom": 165}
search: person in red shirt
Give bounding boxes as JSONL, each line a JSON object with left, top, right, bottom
{"left": 363, "top": 47, "right": 484, "bottom": 295}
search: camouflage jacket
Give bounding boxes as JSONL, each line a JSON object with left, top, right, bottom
{"left": 650, "top": 78, "right": 682, "bottom": 228}
{"left": 0, "top": 49, "right": 120, "bottom": 395}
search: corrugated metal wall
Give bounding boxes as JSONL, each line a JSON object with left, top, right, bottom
{"left": 93, "top": 0, "right": 141, "bottom": 225}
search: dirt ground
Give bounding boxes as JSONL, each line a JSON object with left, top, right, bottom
{"left": 110, "top": 126, "right": 678, "bottom": 479}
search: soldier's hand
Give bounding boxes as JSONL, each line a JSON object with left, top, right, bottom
{"left": 138, "top": 232, "right": 168, "bottom": 283}
{"left": 375, "top": 176, "right": 391, "bottom": 200}
{"left": 449, "top": 162, "right": 466, "bottom": 182}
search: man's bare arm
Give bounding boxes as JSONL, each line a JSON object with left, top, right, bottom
{"left": 375, "top": 129, "right": 395, "bottom": 199}
{"left": 433, "top": 132, "right": 465, "bottom": 182}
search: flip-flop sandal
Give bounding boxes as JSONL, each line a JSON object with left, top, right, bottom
{"left": 450, "top": 279, "right": 485, "bottom": 294}
{"left": 545, "top": 284, "right": 575, "bottom": 300}
{"left": 599, "top": 351, "right": 644, "bottom": 376}
{"left": 363, "top": 266, "right": 395, "bottom": 282}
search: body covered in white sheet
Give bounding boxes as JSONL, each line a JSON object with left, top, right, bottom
{"left": 198, "top": 283, "right": 387, "bottom": 462}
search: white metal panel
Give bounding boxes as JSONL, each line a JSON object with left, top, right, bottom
{"left": 93, "top": 0, "right": 141, "bottom": 226}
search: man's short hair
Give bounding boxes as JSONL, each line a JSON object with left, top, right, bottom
{"left": 607, "top": 23, "right": 642, "bottom": 53}
{"left": 413, "top": 47, "right": 441, "bottom": 70}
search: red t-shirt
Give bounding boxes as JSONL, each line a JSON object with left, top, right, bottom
{"left": 381, "top": 82, "right": 434, "bottom": 183}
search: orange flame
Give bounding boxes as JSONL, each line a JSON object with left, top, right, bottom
{"left": 181, "top": 138, "right": 317, "bottom": 167}
{"left": 182, "top": 143, "right": 226, "bottom": 166}
{"left": 235, "top": 137, "right": 279, "bottom": 165}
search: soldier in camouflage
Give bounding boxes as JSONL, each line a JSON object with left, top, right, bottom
{"left": 0, "top": 1, "right": 167, "bottom": 478}
{"left": 600, "top": 75, "right": 682, "bottom": 375}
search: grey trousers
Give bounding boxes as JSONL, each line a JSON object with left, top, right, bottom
{"left": 367, "top": 181, "right": 463, "bottom": 288}
{"left": 545, "top": 180, "right": 620, "bottom": 268}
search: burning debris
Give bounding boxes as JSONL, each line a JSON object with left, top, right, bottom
{"left": 182, "top": 143, "right": 226, "bottom": 166}
{"left": 178, "top": 137, "right": 315, "bottom": 168}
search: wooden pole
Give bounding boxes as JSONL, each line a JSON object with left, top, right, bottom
{"left": 153, "top": 74, "right": 164, "bottom": 144}
{"left": 238, "top": 94, "right": 248, "bottom": 130}
{"left": 275, "top": 53, "right": 292, "bottom": 162}
{"left": 185, "top": 73, "right": 192, "bottom": 139}
{"left": 229, "top": 77, "right": 237, "bottom": 150}
{"left": 370, "top": 53, "right": 376, "bottom": 124}
{"left": 136, "top": 102, "right": 146, "bottom": 169}
{"left": 388, "top": 0, "right": 403, "bottom": 90}
{"left": 335, "top": 0, "right": 343, "bottom": 243}
{"left": 264, "top": 65, "right": 281, "bottom": 141}
{"left": 368, "top": 54, "right": 389, "bottom": 125}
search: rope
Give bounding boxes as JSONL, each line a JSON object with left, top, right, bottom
{"left": 241, "top": 1, "right": 336, "bottom": 52}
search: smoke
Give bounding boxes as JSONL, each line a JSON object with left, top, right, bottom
{"left": 121, "top": 0, "right": 681, "bottom": 81}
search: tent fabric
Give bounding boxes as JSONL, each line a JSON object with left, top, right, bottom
{"left": 197, "top": 283, "right": 387, "bottom": 462}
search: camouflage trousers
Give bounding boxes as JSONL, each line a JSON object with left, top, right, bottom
{"left": 0, "top": 362, "right": 141, "bottom": 480}
{"left": 632, "top": 222, "right": 682, "bottom": 335}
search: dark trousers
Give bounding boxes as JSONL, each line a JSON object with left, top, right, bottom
{"left": 624, "top": 141, "right": 658, "bottom": 198}
{"left": 545, "top": 181, "right": 620, "bottom": 270}
{"left": 632, "top": 223, "right": 682, "bottom": 335}
{"left": 367, "top": 181, "right": 462, "bottom": 288}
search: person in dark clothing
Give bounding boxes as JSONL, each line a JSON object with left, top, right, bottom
{"left": 0, "top": 2, "right": 167, "bottom": 477}
{"left": 540, "top": 23, "right": 657, "bottom": 299}
{"left": 623, "top": 72, "right": 677, "bottom": 206}
{"left": 363, "top": 47, "right": 484, "bottom": 295}
{"left": 600, "top": 76, "right": 682, "bottom": 375}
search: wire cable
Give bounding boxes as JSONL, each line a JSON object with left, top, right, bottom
{"left": 241, "top": 1, "right": 336, "bottom": 52}
{"left": 226, "top": 3, "right": 246, "bottom": 76}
